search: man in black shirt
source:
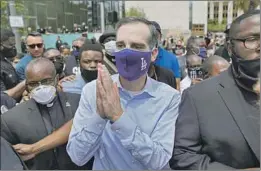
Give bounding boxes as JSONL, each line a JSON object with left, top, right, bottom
{"left": 64, "top": 37, "right": 86, "bottom": 76}
{"left": 0, "top": 29, "right": 26, "bottom": 101}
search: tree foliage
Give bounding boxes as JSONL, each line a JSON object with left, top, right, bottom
{"left": 125, "top": 7, "right": 146, "bottom": 18}
{"left": 1, "top": 0, "right": 28, "bottom": 35}
{"left": 234, "top": 0, "right": 260, "bottom": 13}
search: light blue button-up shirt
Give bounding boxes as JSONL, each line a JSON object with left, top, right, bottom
{"left": 67, "top": 74, "right": 180, "bottom": 170}
{"left": 62, "top": 74, "right": 86, "bottom": 94}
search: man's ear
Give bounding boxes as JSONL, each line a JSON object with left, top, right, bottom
{"left": 151, "top": 48, "right": 158, "bottom": 63}
{"left": 226, "top": 40, "right": 233, "bottom": 57}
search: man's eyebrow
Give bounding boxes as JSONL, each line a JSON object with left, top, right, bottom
{"left": 116, "top": 41, "right": 124, "bottom": 44}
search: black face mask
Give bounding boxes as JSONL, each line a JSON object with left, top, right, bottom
{"left": 105, "top": 53, "right": 116, "bottom": 65}
{"left": 81, "top": 68, "right": 98, "bottom": 82}
{"left": 231, "top": 53, "right": 260, "bottom": 92}
{"left": 53, "top": 61, "right": 64, "bottom": 75}
{"left": 1, "top": 46, "right": 17, "bottom": 59}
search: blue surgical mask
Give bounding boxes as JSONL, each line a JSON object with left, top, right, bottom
{"left": 199, "top": 47, "right": 207, "bottom": 58}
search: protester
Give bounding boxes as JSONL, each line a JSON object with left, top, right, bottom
{"left": 99, "top": 30, "right": 118, "bottom": 74}
{"left": 170, "top": 10, "right": 260, "bottom": 169}
{"left": 1, "top": 58, "right": 91, "bottom": 169}
{"left": 180, "top": 54, "right": 203, "bottom": 94}
{"left": 0, "top": 29, "right": 26, "bottom": 101}
{"left": 214, "top": 24, "right": 232, "bottom": 62}
{"left": 16, "top": 32, "right": 44, "bottom": 81}
{"left": 66, "top": 17, "right": 180, "bottom": 170}
{"left": 172, "top": 40, "right": 186, "bottom": 56}
{"left": 59, "top": 42, "right": 71, "bottom": 61}
{"left": 43, "top": 48, "right": 65, "bottom": 79}
{"left": 64, "top": 37, "right": 86, "bottom": 76}
{"left": 1, "top": 137, "right": 27, "bottom": 170}
{"left": 1, "top": 29, "right": 20, "bottom": 91}
{"left": 55, "top": 36, "right": 62, "bottom": 50}
{"left": 150, "top": 21, "right": 181, "bottom": 90}
{"left": 202, "top": 55, "right": 230, "bottom": 79}
{"left": 62, "top": 42, "right": 104, "bottom": 94}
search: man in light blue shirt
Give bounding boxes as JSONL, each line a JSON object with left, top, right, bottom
{"left": 62, "top": 42, "right": 104, "bottom": 94}
{"left": 67, "top": 17, "right": 180, "bottom": 170}
{"left": 16, "top": 32, "right": 44, "bottom": 81}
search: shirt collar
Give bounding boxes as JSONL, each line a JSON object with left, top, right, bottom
{"left": 157, "top": 47, "right": 164, "bottom": 59}
{"left": 113, "top": 74, "right": 156, "bottom": 98}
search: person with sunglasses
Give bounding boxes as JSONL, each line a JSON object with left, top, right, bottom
{"left": 1, "top": 58, "right": 92, "bottom": 170}
{"left": 170, "top": 10, "right": 260, "bottom": 170}
{"left": 15, "top": 32, "right": 44, "bottom": 82}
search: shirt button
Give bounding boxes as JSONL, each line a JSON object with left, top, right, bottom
{"left": 116, "top": 129, "right": 120, "bottom": 133}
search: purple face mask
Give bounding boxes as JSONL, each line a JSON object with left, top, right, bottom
{"left": 113, "top": 48, "right": 152, "bottom": 81}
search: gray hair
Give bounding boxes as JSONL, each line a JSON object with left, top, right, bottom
{"left": 25, "top": 57, "right": 56, "bottom": 79}
{"left": 115, "top": 17, "right": 158, "bottom": 49}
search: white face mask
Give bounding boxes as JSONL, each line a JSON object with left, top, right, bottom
{"left": 30, "top": 85, "right": 56, "bottom": 105}
{"left": 104, "top": 40, "right": 116, "bottom": 56}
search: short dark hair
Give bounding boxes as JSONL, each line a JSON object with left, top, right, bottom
{"left": 26, "top": 32, "right": 42, "bottom": 43}
{"left": 202, "top": 55, "right": 229, "bottom": 74}
{"left": 79, "top": 42, "right": 104, "bottom": 60}
{"left": 229, "top": 9, "right": 260, "bottom": 38}
{"left": 115, "top": 17, "right": 158, "bottom": 49}
{"left": 1, "top": 29, "right": 15, "bottom": 42}
{"left": 43, "top": 48, "right": 59, "bottom": 58}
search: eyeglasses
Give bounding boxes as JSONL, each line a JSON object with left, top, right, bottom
{"left": 27, "top": 43, "right": 43, "bottom": 49}
{"left": 231, "top": 36, "right": 260, "bottom": 50}
{"left": 26, "top": 78, "right": 55, "bottom": 91}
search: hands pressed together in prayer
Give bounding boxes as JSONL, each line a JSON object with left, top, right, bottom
{"left": 96, "top": 63, "right": 123, "bottom": 122}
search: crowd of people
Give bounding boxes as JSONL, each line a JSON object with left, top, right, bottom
{"left": 0, "top": 9, "right": 260, "bottom": 170}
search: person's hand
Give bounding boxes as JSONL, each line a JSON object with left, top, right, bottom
{"left": 191, "top": 78, "right": 203, "bottom": 85}
{"left": 57, "top": 75, "right": 76, "bottom": 91}
{"left": 96, "top": 63, "right": 123, "bottom": 122}
{"left": 13, "top": 144, "right": 37, "bottom": 161}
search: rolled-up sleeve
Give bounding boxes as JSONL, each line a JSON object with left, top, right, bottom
{"left": 66, "top": 82, "right": 107, "bottom": 166}
{"left": 111, "top": 93, "right": 181, "bottom": 170}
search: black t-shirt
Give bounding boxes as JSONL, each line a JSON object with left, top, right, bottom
{"left": 64, "top": 55, "right": 80, "bottom": 76}
{"left": 0, "top": 57, "right": 19, "bottom": 91}
{"left": 150, "top": 64, "right": 177, "bottom": 89}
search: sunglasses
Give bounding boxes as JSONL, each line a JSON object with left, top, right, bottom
{"left": 27, "top": 43, "right": 43, "bottom": 49}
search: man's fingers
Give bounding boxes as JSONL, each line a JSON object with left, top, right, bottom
{"left": 97, "top": 79, "right": 106, "bottom": 98}
{"left": 99, "top": 64, "right": 113, "bottom": 92}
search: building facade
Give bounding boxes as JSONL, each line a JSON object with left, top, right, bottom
{"left": 208, "top": 1, "right": 244, "bottom": 25}
{"left": 125, "top": 1, "right": 208, "bottom": 37}
{"left": 12, "top": 0, "right": 124, "bottom": 33}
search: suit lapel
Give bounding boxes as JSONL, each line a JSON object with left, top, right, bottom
{"left": 27, "top": 100, "right": 49, "bottom": 142}
{"left": 218, "top": 69, "right": 260, "bottom": 161}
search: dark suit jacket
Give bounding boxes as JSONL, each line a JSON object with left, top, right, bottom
{"left": 170, "top": 67, "right": 260, "bottom": 170}
{"left": 1, "top": 137, "right": 28, "bottom": 170}
{"left": 1, "top": 92, "right": 92, "bottom": 170}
